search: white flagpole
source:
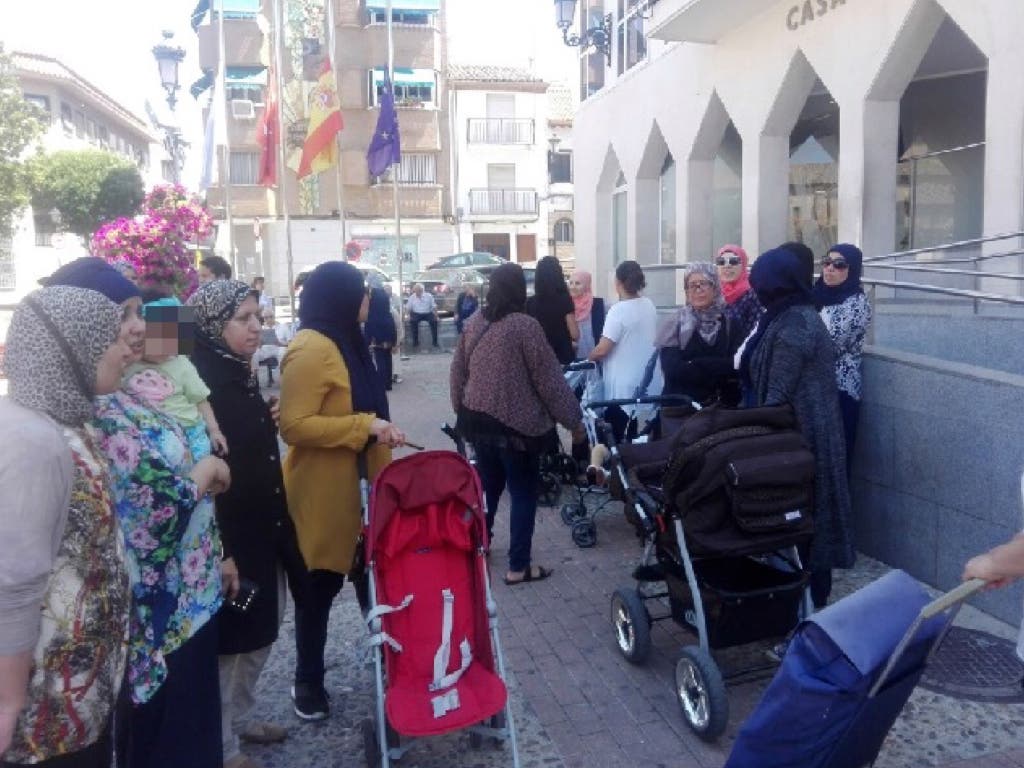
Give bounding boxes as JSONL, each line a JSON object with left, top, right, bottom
{"left": 272, "top": 0, "right": 296, "bottom": 321}
{"left": 217, "top": 0, "right": 236, "bottom": 275}
{"left": 387, "top": 0, "right": 403, "bottom": 300}
{"left": 325, "top": 0, "right": 347, "bottom": 256}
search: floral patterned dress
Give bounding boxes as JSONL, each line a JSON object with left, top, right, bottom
{"left": 93, "top": 391, "right": 223, "bottom": 704}
{"left": 6, "top": 427, "right": 130, "bottom": 764}
{"left": 819, "top": 292, "right": 872, "bottom": 400}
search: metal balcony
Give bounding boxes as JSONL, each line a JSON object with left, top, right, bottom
{"left": 468, "top": 188, "right": 538, "bottom": 216}
{"left": 466, "top": 118, "right": 535, "bottom": 145}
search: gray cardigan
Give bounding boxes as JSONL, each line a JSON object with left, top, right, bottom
{"left": 749, "top": 304, "right": 855, "bottom": 571}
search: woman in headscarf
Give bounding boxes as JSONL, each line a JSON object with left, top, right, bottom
{"left": 742, "top": 247, "right": 854, "bottom": 610}
{"left": 525, "top": 255, "right": 578, "bottom": 365}
{"left": 0, "top": 286, "right": 131, "bottom": 768}
{"left": 656, "top": 263, "right": 741, "bottom": 406}
{"left": 451, "top": 263, "right": 581, "bottom": 585}
{"left": 363, "top": 285, "right": 398, "bottom": 391}
{"left": 813, "top": 243, "right": 872, "bottom": 470}
{"left": 189, "top": 280, "right": 309, "bottom": 767}
{"left": 279, "top": 262, "right": 406, "bottom": 722}
{"left": 568, "top": 269, "right": 605, "bottom": 360}
{"left": 715, "top": 245, "right": 762, "bottom": 340}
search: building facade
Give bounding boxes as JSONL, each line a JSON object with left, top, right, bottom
{"left": 4, "top": 52, "right": 167, "bottom": 301}
{"left": 196, "top": 0, "right": 457, "bottom": 297}
{"left": 571, "top": 0, "right": 1021, "bottom": 305}
{"left": 546, "top": 81, "right": 576, "bottom": 271}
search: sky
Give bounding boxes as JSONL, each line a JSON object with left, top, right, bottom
{"left": 2, "top": 0, "right": 578, "bottom": 189}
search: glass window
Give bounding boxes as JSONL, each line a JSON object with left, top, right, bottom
{"left": 23, "top": 93, "right": 51, "bottom": 122}
{"left": 550, "top": 151, "right": 573, "bottom": 184}
{"left": 788, "top": 89, "right": 839, "bottom": 263}
{"left": 229, "top": 151, "right": 261, "bottom": 185}
{"left": 554, "top": 218, "right": 574, "bottom": 243}
{"left": 371, "top": 9, "right": 433, "bottom": 24}
{"left": 60, "top": 103, "right": 73, "bottom": 133}
{"left": 579, "top": 0, "right": 606, "bottom": 101}
{"left": 226, "top": 84, "right": 264, "bottom": 102}
{"left": 616, "top": 0, "right": 647, "bottom": 75}
{"left": 74, "top": 111, "right": 85, "bottom": 138}
{"left": 659, "top": 154, "right": 676, "bottom": 264}
{"left": 612, "top": 188, "right": 628, "bottom": 264}
{"left": 371, "top": 70, "right": 435, "bottom": 107}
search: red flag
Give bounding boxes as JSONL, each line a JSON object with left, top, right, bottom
{"left": 258, "top": 68, "right": 278, "bottom": 187}
{"left": 297, "top": 60, "right": 343, "bottom": 179}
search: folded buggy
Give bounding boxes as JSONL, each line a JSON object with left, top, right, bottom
{"left": 602, "top": 401, "right": 817, "bottom": 741}
{"left": 360, "top": 450, "right": 519, "bottom": 767}
{"left": 726, "top": 571, "right": 985, "bottom": 767}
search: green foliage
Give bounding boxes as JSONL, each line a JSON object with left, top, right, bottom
{"left": 0, "top": 48, "right": 44, "bottom": 241}
{"left": 30, "top": 150, "right": 145, "bottom": 238}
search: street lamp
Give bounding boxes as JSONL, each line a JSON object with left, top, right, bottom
{"left": 552, "top": 0, "right": 613, "bottom": 66}
{"left": 152, "top": 31, "right": 186, "bottom": 111}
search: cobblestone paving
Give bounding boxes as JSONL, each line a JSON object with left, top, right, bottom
{"left": 248, "top": 350, "right": 1024, "bottom": 768}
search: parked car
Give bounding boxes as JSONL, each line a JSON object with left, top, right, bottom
{"left": 406, "top": 261, "right": 537, "bottom": 317}
{"left": 425, "top": 251, "right": 505, "bottom": 273}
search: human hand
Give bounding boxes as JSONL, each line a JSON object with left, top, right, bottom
{"left": 191, "top": 456, "right": 231, "bottom": 497}
{"left": 267, "top": 395, "right": 280, "bottom": 428}
{"left": 220, "top": 557, "right": 240, "bottom": 598}
{"left": 210, "top": 430, "right": 229, "bottom": 457}
{"left": 370, "top": 419, "right": 407, "bottom": 448}
{"left": 962, "top": 553, "right": 1011, "bottom": 589}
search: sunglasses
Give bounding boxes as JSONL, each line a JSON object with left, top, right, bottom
{"left": 823, "top": 258, "right": 849, "bottom": 271}
{"left": 686, "top": 280, "right": 713, "bottom": 292}
{"left": 715, "top": 256, "right": 742, "bottom": 267}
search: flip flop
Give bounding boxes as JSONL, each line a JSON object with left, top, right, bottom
{"left": 503, "top": 565, "right": 553, "bottom": 586}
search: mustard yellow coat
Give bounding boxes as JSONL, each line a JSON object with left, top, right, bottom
{"left": 280, "top": 329, "right": 391, "bottom": 574}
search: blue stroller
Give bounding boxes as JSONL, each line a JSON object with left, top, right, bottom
{"left": 725, "top": 570, "right": 986, "bottom": 768}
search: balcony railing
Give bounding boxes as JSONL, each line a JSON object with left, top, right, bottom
{"left": 466, "top": 118, "right": 535, "bottom": 145}
{"left": 468, "top": 188, "right": 538, "bottom": 216}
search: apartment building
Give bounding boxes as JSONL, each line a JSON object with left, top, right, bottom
{"left": 3, "top": 51, "right": 167, "bottom": 300}
{"left": 546, "top": 81, "right": 575, "bottom": 271}
{"left": 196, "top": 0, "right": 456, "bottom": 296}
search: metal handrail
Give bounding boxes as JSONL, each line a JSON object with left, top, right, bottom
{"left": 862, "top": 231, "right": 1024, "bottom": 263}
{"left": 898, "top": 141, "right": 985, "bottom": 163}
{"left": 865, "top": 263, "right": 1024, "bottom": 281}
{"left": 861, "top": 279, "right": 1024, "bottom": 307}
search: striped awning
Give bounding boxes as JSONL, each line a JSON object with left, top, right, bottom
{"left": 371, "top": 67, "right": 435, "bottom": 87}
{"left": 365, "top": 0, "right": 440, "bottom": 10}
{"left": 226, "top": 67, "right": 267, "bottom": 86}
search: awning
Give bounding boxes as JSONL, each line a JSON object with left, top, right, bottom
{"left": 649, "top": 0, "right": 776, "bottom": 43}
{"left": 226, "top": 67, "right": 268, "bottom": 86}
{"left": 365, "top": 0, "right": 440, "bottom": 11}
{"left": 223, "top": 0, "right": 262, "bottom": 16}
{"left": 371, "top": 67, "right": 435, "bottom": 87}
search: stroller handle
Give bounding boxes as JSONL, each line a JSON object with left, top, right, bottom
{"left": 920, "top": 578, "right": 986, "bottom": 619}
{"left": 587, "top": 393, "right": 697, "bottom": 409}
{"left": 564, "top": 360, "right": 598, "bottom": 372}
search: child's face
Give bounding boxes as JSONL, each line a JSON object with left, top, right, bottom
{"left": 143, "top": 305, "right": 196, "bottom": 363}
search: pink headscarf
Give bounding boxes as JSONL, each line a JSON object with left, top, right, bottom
{"left": 717, "top": 244, "right": 751, "bottom": 305}
{"left": 570, "top": 269, "right": 594, "bottom": 321}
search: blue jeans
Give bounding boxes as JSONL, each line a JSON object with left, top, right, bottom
{"left": 473, "top": 444, "right": 540, "bottom": 572}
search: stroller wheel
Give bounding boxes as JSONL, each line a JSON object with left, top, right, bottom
{"left": 571, "top": 519, "right": 597, "bottom": 548}
{"left": 560, "top": 502, "right": 586, "bottom": 526}
{"left": 538, "top": 472, "right": 560, "bottom": 507}
{"left": 610, "top": 588, "right": 651, "bottom": 664}
{"left": 674, "top": 645, "right": 728, "bottom": 742}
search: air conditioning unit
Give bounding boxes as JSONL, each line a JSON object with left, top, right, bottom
{"left": 231, "top": 99, "right": 256, "bottom": 120}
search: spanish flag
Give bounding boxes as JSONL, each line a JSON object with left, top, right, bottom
{"left": 297, "top": 60, "right": 344, "bottom": 179}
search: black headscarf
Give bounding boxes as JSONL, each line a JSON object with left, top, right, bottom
{"left": 42, "top": 256, "right": 141, "bottom": 304}
{"left": 482, "top": 262, "right": 527, "bottom": 322}
{"left": 738, "top": 247, "right": 816, "bottom": 396}
{"left": 812, "top": 242, "right": 864, "bottom": 307}
{"left": 363, "top": 286, "right": 397, "bottom": 346}
{"left": 299, "top": 261, "right": 389, "bottom": 419}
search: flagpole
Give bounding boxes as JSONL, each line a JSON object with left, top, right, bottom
{"left": 387, "top": 0, "right": 403, "bottom": 300}
{"left": 325, "top": 0, "right": 347, "bottom": 255}
{"left": 217, "top": 0, "right": 236, "bottom": 276}
{"left": 272, "top": 0, "right": 296, "bottom": 320}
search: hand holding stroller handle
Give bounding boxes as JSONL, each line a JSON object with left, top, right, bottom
{"left": 921, "top": 578, "right": 986, "bottom": 618}
{"left": 564, "top": 360, "right": 598, "bottom": 372}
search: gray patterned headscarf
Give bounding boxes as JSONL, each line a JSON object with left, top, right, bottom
{"left": 655, "top": 262, "right": 728, "bottom": 349}
{"left": 187, "top": 279, "right": 254, "bottom": 343}
{"left": 4, "top": 286, "right": 121, "bottom": 425}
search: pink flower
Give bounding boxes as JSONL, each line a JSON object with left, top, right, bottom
{"left": 128, "top": 526, "right": 159, "bottom": 552}
{"left": 181, "top": 550, "right": 207, "bottom": 586}
{"left": 105, "top": 432, "right": 140, "bottom": 469}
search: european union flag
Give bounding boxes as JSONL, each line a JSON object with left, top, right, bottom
{"left": 367, "top": 76, "right": 402, "bottom": 178}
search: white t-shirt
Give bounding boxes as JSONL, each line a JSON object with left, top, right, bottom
{"left": 601, "top": 296, "right": 662, "bottom": 402}
{"left": 406, "top": 293, "right": 436, "bottom": 315}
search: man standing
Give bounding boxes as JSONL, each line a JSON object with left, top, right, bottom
{"left": 405, "top": 283, "right": 439, "bottom": 350}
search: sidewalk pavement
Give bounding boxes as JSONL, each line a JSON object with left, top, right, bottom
{"left": 249, "top": 350, "right": 1024, "bottom": 768}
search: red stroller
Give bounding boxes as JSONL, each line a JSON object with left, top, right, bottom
{"left": 360, "top": 450, "right": 520, "bottom": 767}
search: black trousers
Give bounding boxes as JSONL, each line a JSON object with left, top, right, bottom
{"left": 408, "top": 313, "right": 438, "bottom": 346}
{"left": 372, "top": 346, "right": 393, "bottom": 390}
{"left": 294, "top": 570, "right": 346, "bottom": 687}
{"left": 127, "top": 618, "right": 221, "bottom": 768}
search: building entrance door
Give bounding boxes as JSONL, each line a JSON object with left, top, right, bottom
{"left": 516, "top": 234, "right": 536, "bottom": 263}
{"left": 472, "top": 233, "right": 510, "bottom": 260}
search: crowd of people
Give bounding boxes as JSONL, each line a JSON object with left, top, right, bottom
{"left": 2, "top": 237, "right": 1019, "bottom": 768}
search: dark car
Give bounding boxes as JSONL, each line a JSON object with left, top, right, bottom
{"left": 405, "top": 262, "right": 536, "bottom": 317}
{"left": 425, "top": 252, "right": 505, "bottom": 273}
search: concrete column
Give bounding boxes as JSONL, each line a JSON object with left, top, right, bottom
{"left": 980, "top": 47, "right": 1024, "bottom": 297}
{"left": 741, "top": 134, "right": 789, "bottom": 257}
{"left": 838, "top": 98, "right": 900, "bottom": 259}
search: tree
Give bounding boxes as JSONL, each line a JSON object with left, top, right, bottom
{"left": 30, "top": 149, "right": 144, "bottom": 238}
{"left": 0, "top": 47, "right": 44, "bottom": 242}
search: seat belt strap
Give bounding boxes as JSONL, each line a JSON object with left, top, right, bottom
{"left": 430, "top": 589, "right": 472, "bottom": 693}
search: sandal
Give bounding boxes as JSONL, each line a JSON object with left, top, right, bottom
{"left": 503, "top": 565, "right": 553, "bottom": 586}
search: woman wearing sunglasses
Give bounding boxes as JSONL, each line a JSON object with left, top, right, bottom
{"left": 812, "top": 243, "right": 872, "bottom": 471}
{"left": 714, "top": 244, "right": 763, "bottom": 339}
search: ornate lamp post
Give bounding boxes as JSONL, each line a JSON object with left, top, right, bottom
{"left": 553, "top": 0, "right": 613, "bottom": 65}
{"left": 151, "top": 31, "right": 187, "bottom": 184}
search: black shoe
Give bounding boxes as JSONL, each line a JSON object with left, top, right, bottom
{"left": 291, "top": 683, "right": 329, "bottom": 721}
